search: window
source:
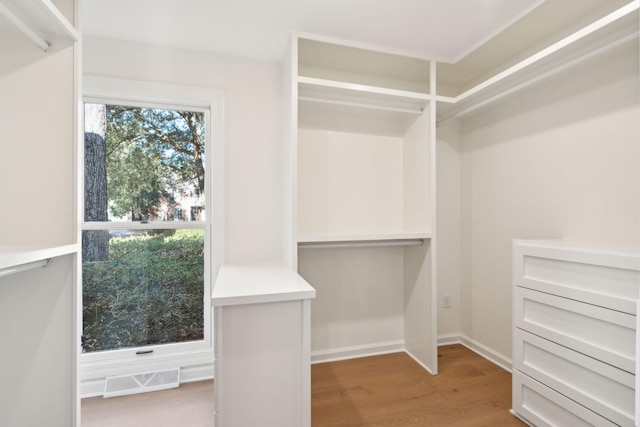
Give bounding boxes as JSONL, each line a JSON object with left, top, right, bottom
{"left": 81, "top": 77, "right": 222, "bottom": 376}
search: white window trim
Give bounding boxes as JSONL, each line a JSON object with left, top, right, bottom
{"left": 79, "top": 76, "right": 225, "bottom": 385}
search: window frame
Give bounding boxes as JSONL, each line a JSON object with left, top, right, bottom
{"left": 79, "top": 76, "right": 224, "bottom": 379}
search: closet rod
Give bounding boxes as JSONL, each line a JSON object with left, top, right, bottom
{"left": 437, "top": 31, "right": 639, "bottom": 125}
{"left": 0, "top": 2, "right": 51, "bottom": 51}
{"left": 299, "top": 96, "right": 424, "bottom": 115}
{"left": 0, "top": 258, "right": 50, "bottom": 278}
{"left": 298, "top": 239, "right": 424, "bottom": 249}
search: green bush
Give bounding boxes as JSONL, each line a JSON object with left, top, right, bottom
{"left": 82, "top": 229, "right": 204, "bottom": 352}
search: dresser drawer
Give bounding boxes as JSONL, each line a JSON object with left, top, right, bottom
{"left": 514, "top": 286, "right": 635, "bottom": 372}
{"left": 513, "top": 370, "right": 618, "bottom": 427}
{"left": 514, "top": 328, "right": 635, "bottom": 426}
{"left": 513, "top": 240, "right": 640, "bottom": 314}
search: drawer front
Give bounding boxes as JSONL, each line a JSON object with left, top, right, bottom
{"left": 513, "top": 370, "right": 618, "bottom": 427}
{"left": 513, "top": 242, "right": 640, "bottom": 314}
{"left": 514, "top": 286, "right": 635, "bottom": 372}
{"left": 514, "top": 328, "right": 635, "bottom": 426}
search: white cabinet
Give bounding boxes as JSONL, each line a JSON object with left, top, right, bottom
{"left": 212, "top": 265, "right": 316, "bottom": 427}
{"left": 0, "top": 0, "right": 79, "bottom": 425}
{"left": 287, "top": 36, "right": 437, "bottom": 372}
{"left": 512, "top": 240, "right": 640, "bottom": 427}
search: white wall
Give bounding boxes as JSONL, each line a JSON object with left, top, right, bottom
{"left": 83, "top": 36, "right": 286, "bottom": 266}
{"left": 458, "top": 40, "right": 639, "bottom": 359}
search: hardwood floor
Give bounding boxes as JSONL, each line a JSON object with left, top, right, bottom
{"left": 312, "top": 345, "right": 525, "bottom": 426}
{"left": 82, "top": 344, "right": 524, "bottom": 426}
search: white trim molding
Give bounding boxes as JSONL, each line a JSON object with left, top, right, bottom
{"left": 81, "top": 361, "right": 214, "bottom": 398}
{"left": 438, "top": 333, "right": 513, "bottom": 373}
{"left": 79, "top": 76, "right": 226, "bottom": 385}
{"left": 311, "top": 340, "right": 405, "bottom": 364}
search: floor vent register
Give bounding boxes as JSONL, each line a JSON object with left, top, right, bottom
{"left": 103, "top": 368, "right": 180, "bottom": 398}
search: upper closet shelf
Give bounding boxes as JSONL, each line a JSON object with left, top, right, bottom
{"left": 436, "top": 0, "right": 639, "bottom": 124}
{"left": 0, "top": 244, "right": 79, "bottom": 277}
{"left": 299, "top": 76, "right": 430, "bottom": 113}
{"left": 298, "top": 76, "right": 430, "bottom": 135}
{"left": 0, "top": 0, "right": 79, "bottom": 51}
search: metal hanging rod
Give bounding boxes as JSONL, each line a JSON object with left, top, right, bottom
{"left": 298, "top": 239, "right": 425, "bottom": 249}
{"left": 0, "top": 2, "right": 51, "bottom": 52}
{"left": 0, "top": 258, "right": 51, "bottom": 278}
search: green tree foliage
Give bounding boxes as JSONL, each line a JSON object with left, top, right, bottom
{"left": 82, "top": 229, "right": 204, "bottom": 352}
{"left": 104, "top": 106, "right": 205, "bottom": 221}
{"left": 82, "top": 104, "right": 208, "bottom": 353}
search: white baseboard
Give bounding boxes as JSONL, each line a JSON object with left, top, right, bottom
{"left": 437, "top": 333, "right": 461, "bottom": 346}
{"left": 311, "top": 340, "right": 405, "bottom": 364}
{"left": 311, "top": 335, "right": 512, "bottom": 374}
{"left": 438, "top": 333, "right": 513, "bottom": 373}
{"left": 80, "top": 363, "right": 214, "bottom": 398}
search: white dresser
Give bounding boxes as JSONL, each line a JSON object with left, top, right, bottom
{"left": 512, "top": 240, "right": 640, "bottom": 427}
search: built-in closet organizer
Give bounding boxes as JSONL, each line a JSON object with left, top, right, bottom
{"left": 212, "top": 266, "right": 316, "bottom": 427}
{"left": 511, "top": 240, "right": 640, "bottom": 427}
{"left": 287, "top": 36, "right": 437, "bottom": 372}
{"left": 0, "top": 0, "right": 80, "bottom": 426}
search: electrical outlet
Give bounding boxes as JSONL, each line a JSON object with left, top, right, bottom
{"left": 443, "top": 294, "right": 451, "bottom": 308}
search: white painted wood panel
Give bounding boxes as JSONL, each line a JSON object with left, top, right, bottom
{"left": 512, "top": 240, "right": 640, "bottom": 427}
{"left": 403, "top": 106, "right": 431, "bottom": 233}
{"left": 403, "top": 241, "right": 435, "bottom": 372}
{"left": 216, "top": 300, "right": 305, "bottom": 427}
{"left": 297, "top": 129, "right": 404, "bottom": 236}
{"left": 298, "top": 246, "right": 405, "bottom": 357}
{"left": 0, "top": 255, "right": 75, "bottom": 427}
{"left": 514, "top": 286, "right": 636, "bottom": 372}
{"left": 212, "top": 265, "right": 315, "bottom": 306}
{"left": 514, "top": 240, "right": 640, "bottom": 314}
{"left": 212, "top": 266, "right": 315, "bottom": 427}
{"left": 513, "top": 370, "right": 618, "bottom": 427}
{"left": 514, "top": 328, "right": 635, "bottom": 426}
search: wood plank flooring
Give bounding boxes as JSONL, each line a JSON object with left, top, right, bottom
{"left": 82, "top": 344, "right": 524, "bottom": 427}
{"left": 312, "top": 345, "right": 525, "bottom": 426}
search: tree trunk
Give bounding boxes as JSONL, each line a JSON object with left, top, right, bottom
{"left": 83, "top": 104, "right": 109, "bottom": 262}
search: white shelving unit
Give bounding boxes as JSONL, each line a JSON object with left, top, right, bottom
{"left": 0, "top": 0, "right": 79, "bottom": 425}
{"left": 289, "top": 35, "right": 438, "bottom": 373}
{"left": 212, "top": 265, "right": 316, "bottom": 427}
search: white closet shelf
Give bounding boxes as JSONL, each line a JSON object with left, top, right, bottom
{"left": 436, "top": 0, "right": 639, "bottom": 124}
{"left": 298, "top": 232, "right": 431, "bottom": 248}
{"left": 298, "top": 76, "right": 430, "bottom": 135}
{"left": 0, "top": 0, "right": 79, "bottom": 51}
{"left": 212, "top": 265, "right": 316, "bottom": 306}
{"left": 299, "top": 76, "right": 430, "bottom": 113}
{"left": 0, "top": 243, "right": 79, "bottom": 275}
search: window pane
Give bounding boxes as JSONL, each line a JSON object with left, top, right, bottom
{"left": 84, "top": 104, "right": 206, "bottom": 222}
{"left": 82, "top": 229, "right": 205, "bottom": 353}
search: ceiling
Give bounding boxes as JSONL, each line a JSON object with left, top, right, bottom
{"left": 81, "top": 0, "right": 633, "bottom": 86}
{"left": 81, "top": 0, "right": 546, "bottom": 63}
